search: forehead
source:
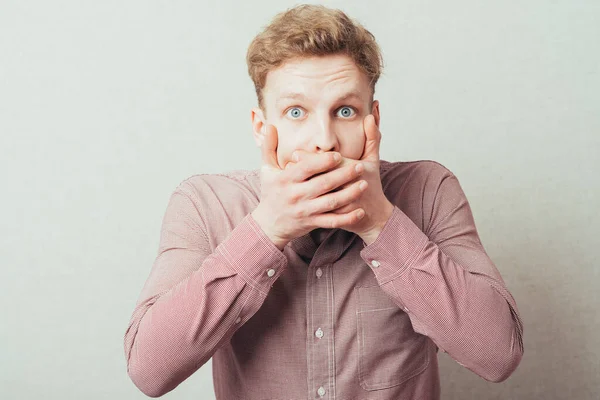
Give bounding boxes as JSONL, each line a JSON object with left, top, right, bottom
{"left": 264, "top": 54, "right": 370, "bottom": 103}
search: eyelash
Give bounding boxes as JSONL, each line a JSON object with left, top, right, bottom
{"left": 284, "top": 106, "right": 357, "bottom": 119}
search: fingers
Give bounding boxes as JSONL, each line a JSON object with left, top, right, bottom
{"left": 306, "top": 178, "right": 367, "bottom": 216}
{"left": 261, "top": 124, "right": 280, "bottom": 171}
{"left": 290, "top": 152, "right": 341, "bottom": 183}
{"left": 311, "top": 207, "right": 365, "bottom": 229}
{"left": 302, "top": 159, "right": 364, "bottom": 199}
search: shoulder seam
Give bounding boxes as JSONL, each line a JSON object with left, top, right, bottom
{"left": 171, "top": 180, "right": 209, "bottom": 236}
{"left": 426, "top": 174, "right": 465, "bottom": 236}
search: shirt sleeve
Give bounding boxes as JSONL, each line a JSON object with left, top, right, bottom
{"left": 359, "top": 170, "right": 524, "bottom": 383}
{"left": 123, "top": 180, "right": 287, "bottom": 398}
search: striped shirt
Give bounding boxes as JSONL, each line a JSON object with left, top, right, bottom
{"left": 124, "top": 159, "right": 524, "bottom": 399}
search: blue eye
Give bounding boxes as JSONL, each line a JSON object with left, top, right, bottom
{"left": 286, "top": 107, "right": 305, "bottom": 119}
{"left": 337, "top": 106, "right": 356, "bottom": 118}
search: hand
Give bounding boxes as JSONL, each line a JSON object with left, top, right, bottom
{"left": 251, "top": 124, "right": 368, "bottom": 250}
{"left": 285, "top": 114, "right": 394, "bottom": 240}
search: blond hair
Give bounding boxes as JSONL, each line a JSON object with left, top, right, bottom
{"left": 246, "top": 4, "right": 384, "bottom": 115}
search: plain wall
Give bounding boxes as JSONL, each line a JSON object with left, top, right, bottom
{"left": 1, "top": 0, "right": 598, "bottom": 399}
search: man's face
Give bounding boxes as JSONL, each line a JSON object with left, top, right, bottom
{"left": 251, "top": 53, "right": 380, "bottom": 169}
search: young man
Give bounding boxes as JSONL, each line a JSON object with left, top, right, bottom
{"left": 124, "top": 5, "right": 524, "bottom": 399}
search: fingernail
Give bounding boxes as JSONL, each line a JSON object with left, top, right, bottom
{"left": 292, "top": 151, "right": 299, "bottom": 162}
{"left": 355, "top": 163, "right": 363, "bottom": 173}
{"left": 333, "top": 153, "right": 341, "bottom": 162}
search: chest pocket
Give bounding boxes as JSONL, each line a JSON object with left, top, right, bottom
{"left": 355, "top": 284, "right": 430, "bottom": 390}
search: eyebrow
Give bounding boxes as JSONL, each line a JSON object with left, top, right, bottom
{"left": 276, "top": 90, "right": 363, "bottom": 107}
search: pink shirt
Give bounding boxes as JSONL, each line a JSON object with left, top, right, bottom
{"left": 124, "top": 159, "right": 524, "bottom": 399}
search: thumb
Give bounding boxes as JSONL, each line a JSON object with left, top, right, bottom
{"left": 261, "top": 124, "right": 280, "bottom": 171}
{"left": 360, "top": 114, "right": 381, "bottom": 162}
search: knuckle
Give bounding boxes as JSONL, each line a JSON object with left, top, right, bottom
{"left": 348, "top": 165, "right": 357, "bottom": 178}
{"left": 288, "top": 188, "right": 301, "bottom": 203}
{"left": 292, "top": 169, "right": 303, "bottom": 181}
{"left": 319, "top": 179, "right": 331, "bottom": 193}
{"left": 327, "top": 196, "right": 338, "bottom": 210}
{"left": 300, "top": 164, "right": 312, "bottom": 176}
{"left": 274, "top": 173, "right": 286, "bottom": 186}
{"left": 293, "top": 206, "right": 304, "bottom": 219}
{"left": 303, "top": 203, "right": 314, "bottom": 217}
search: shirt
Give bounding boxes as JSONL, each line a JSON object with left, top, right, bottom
{"left": 123, "top": 159, "right": 524, "bottom": 399}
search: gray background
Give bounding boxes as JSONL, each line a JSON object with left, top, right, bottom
{"left": 1, "top": 0, "right": 598, "bottom": 399}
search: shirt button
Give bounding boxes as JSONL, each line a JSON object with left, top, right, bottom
{"left": 371, "top": 260, "right": 380, "bottom": 268}
{"left": 267, "top": 268, "right": 275, "bottom": 277}
{"left": 235, "top": 317, "right": 241, "bottom": 323}
{"left": 315, "top": 328, "right": 324, "bottom": 339}
{"left": 316, "top": 268, "right": 322, "bottom": 278}
{"left": 317, "top": 386, "right": 326, "bottom": 397}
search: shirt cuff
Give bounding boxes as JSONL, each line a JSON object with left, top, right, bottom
{"left": 359, "top": 205, "right": 430, "bottom": 284}
{"left": 215, "top": 212, "right": 288, "bottom": 295}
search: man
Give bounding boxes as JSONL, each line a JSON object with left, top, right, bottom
{"left": 124, "top": 4, "right": 524, "bottom": 399}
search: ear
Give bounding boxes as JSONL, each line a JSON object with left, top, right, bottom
{"left": 251, "top": 107, "right": 267, "bottom": 148}
{"left": 371, "top": 100, "right": 380, "bottom": 128}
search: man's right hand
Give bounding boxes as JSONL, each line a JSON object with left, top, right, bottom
{"left": 251, "top": 124, "right": 368, "bottom": 250}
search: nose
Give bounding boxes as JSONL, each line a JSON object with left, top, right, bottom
{"left": 312, "top": 114, "right": 339, "bottom": 153}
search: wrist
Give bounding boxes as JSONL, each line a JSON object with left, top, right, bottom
{"left": 361, "top": 201, "right": 394, "bottom": 246}
{"left": 250, "top": 209, "right": 288, "bottom": 251}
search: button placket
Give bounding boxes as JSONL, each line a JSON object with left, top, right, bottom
{"left": 307, "top": 263, "right": 333, "bottom": 400}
